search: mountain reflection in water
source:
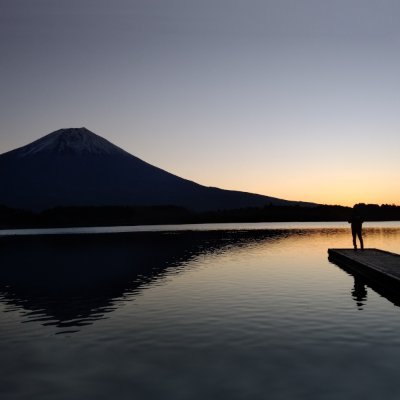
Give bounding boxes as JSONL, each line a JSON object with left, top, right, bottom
{"left": 4, "top": 226, "right": 400, "bottom": 400}
{"left": 0, "top": 230, "right": 288, "bottom": 334}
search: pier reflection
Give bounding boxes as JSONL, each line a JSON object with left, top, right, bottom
{"left": 328, "top": 256, "right": 400, "bottom": 309}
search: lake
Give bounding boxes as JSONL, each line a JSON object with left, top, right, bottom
{"left": 1, "top": 222, "right": 400, "bottom": 399}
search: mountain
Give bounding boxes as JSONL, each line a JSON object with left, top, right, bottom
{"left": 0, "top": 127, "right": 315, "bottom": 211}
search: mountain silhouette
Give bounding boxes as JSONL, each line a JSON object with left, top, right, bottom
{"left": 0, "top": 127, "right": 314, "bottom": 211}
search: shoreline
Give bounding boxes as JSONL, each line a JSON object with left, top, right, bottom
{"left": 1, "top": 220, "right": 400, "bottom": 237}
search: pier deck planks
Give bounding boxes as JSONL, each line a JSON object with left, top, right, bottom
{"left": 328, "top": 248, "right": 400, "bottom": 285}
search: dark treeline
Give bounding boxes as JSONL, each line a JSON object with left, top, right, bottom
{"left": 1, "top": 203, "right": 400, "bottom": 229}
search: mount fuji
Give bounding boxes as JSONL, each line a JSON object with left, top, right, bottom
{"left": 0, "top": 128, "right": 314, "bottom": 211}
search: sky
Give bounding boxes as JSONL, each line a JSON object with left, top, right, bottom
{"left": 1, "top": 0, "right": 400, "bottom": 206}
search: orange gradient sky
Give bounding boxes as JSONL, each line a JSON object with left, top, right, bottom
{"left": 1, "top": 1, "right": 400, "bottom": 207}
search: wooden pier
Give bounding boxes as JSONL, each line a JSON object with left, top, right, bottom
{"left": 328, "top": 248, "right": 400, "bottom": 287}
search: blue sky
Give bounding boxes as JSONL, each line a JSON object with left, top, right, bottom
{"left": 1, "top": 0, "right": 400, "bottom": 205}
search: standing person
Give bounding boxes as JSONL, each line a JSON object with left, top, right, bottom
{"left": 348, "top": 207, "right": 364, "bottom": 250}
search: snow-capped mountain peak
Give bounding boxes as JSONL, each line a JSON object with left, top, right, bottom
{"left": 0, "top": 126, "right": 316, "bottom": 211}
{"left": 15, "top": 127, "right": 128, "bottom": 157}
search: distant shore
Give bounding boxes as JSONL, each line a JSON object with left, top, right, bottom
{"left": 1, "top": 203, "right": 400, "bottom": 230}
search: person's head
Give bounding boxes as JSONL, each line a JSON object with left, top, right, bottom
{"left": 353, "top": 203, "right": 365, "bottom": 217}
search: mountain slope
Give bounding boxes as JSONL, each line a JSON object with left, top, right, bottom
{"left": 0, "top": 128, "right": 315, "bottom": 211}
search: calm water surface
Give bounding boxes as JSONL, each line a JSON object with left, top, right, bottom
{"left": 1, "top": 223, "right": 400, "bottom": 399}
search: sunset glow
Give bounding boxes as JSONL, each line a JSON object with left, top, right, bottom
{"left": 1, "top": 1, "right": 400, "bottom": 206}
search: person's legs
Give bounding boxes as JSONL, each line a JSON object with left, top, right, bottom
{"left": 352, "top": 229, "right": 357, "bottom": 249}
{"left": 357, "top": 229, "right": 364, "bottom": 250}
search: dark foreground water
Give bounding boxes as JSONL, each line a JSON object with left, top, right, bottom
{"left": 2, "top": 223, "right": 400, "bottom": 399}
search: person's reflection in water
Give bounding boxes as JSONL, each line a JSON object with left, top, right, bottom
{"left": 351, "top": 275, "right": 368, "bottom": 310}
{"left": 348, "top": 205, "right": 364, "bottom": 250}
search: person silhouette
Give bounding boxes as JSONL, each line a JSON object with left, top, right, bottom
{"left": 348, "top": 206, "right": 364, "bottom": 250}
